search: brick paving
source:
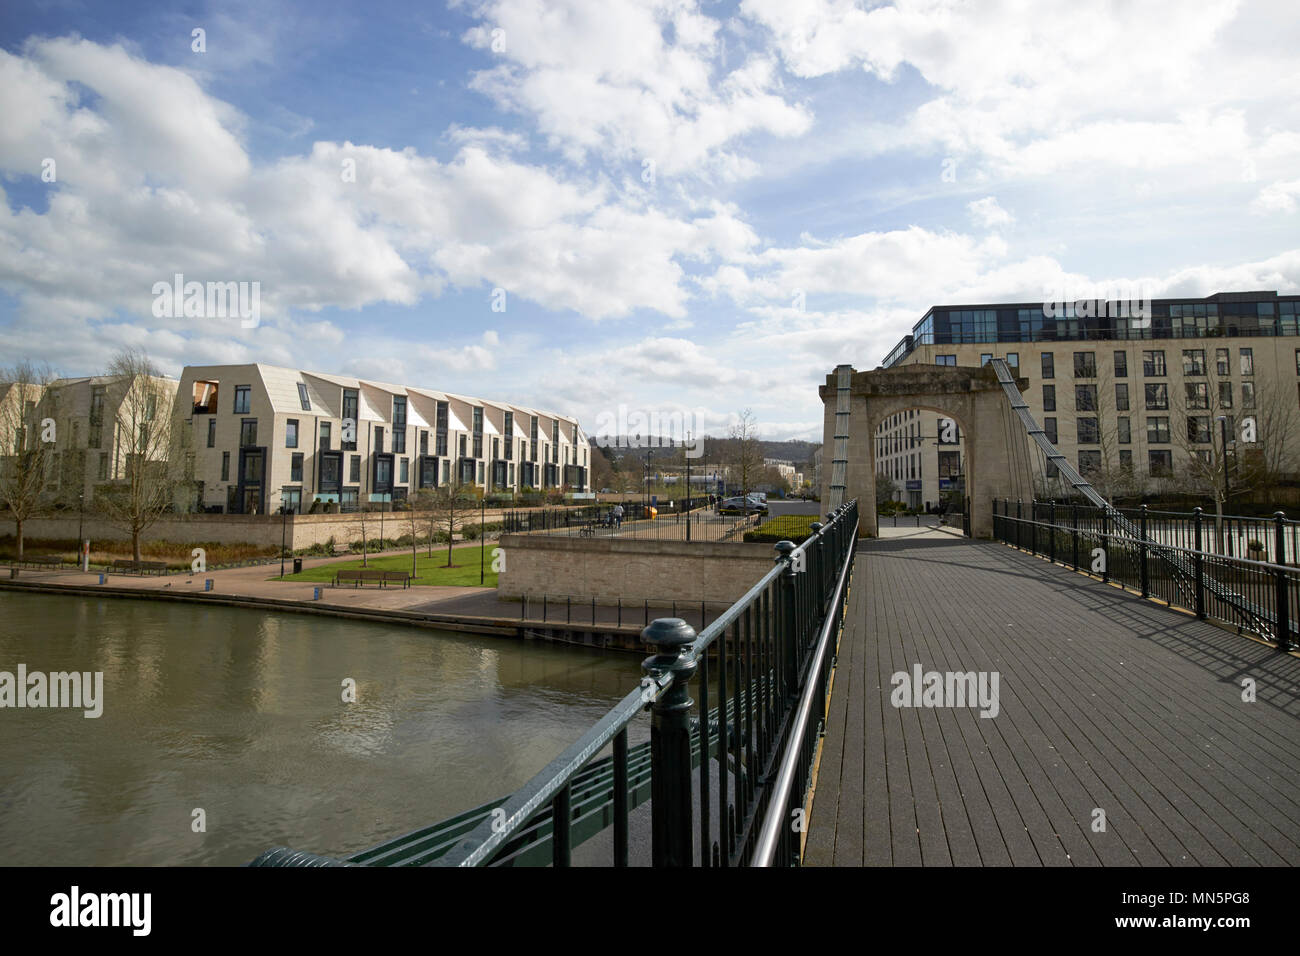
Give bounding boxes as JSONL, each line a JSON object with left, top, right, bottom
{"left": 805, "top": 534, "right": 1300, "bottom": 866}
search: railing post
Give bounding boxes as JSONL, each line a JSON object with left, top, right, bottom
{"left": 775, "top": 540, "right": 798, "bottom": 702}
{"left": 1139, "top": 505, "right": 1150, "bottom": 598}
{"left": 642, "top": 618, "right": 698, "bottom": 867}
{"left": 1275, "top": 512, "right": 1291, "bottom": 651}
{"left": 810, "top": 522, "right": 825, "bottom": 613}
{"left": 1048, "top": 500, "right": 1056, "bottom": 564}
{"left": 1071, "top": 502, "right": 1079, "bottom": 572}
{"left": 1016, "top": 499, "right": 1023, "bottom": 551}
{"left": 1193, "top": 507, "right": 1206, "bottom": 619}
{"left": 1101, "top": 509, "right": 1110, "bottom": 584}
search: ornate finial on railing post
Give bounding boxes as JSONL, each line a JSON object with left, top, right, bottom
{"left": 1273, "top": 512, "right": 1292, "bottom": 651}
{"left": 641, "top": 617, "right": 698, "bottom": 866}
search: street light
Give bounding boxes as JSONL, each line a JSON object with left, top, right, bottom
{"left": 279, "top": 502, "right": 288, "bottom": 578}
{"left": 77, "top": 492, "right": 85, "bottom": 571}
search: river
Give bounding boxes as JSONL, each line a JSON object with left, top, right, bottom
{"left": 0, "top": 591, "right": 643, "bottom": 865}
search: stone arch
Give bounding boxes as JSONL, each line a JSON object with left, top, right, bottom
{"left": 819, "top": 363, "right": 1033, "bottom": 538}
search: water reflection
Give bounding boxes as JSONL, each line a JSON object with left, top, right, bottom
{"left": 0, "top": 591, "right": 643, "bottom": 865}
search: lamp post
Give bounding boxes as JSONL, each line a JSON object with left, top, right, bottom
{"left": 480, "top": 488, "right": 486, "bottom": 585}
{"left": 279, "top": 503, "right": 288, "bottom": 578}
{"left": 77, "top": 492, "right": 85, "bottom": 571}
{"left": 685, "top": 431, "right": 691, "bottom": 542}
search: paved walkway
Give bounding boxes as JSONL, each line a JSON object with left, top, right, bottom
{"left": 805, "top": 534, "right": 1300, "bottom": 866}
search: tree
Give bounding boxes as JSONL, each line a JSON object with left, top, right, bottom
{"left": 0, "top": 362, "right": 57, "bottom": 560}
{"left": 429, "top": 482, "right": 475, "bottom": 567}
{"left": 876, "top": 471, "right": 898, "bottom": 509}
{"left": 727, "top": 409, "right": 763, "bottom": 507}
{"left": 93, "top": 349, "right": 192, "bottom": 562}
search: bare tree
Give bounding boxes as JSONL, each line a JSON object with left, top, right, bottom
{"left": 0, "top": 362, "right": 57, "bottom": 560}
{"left": 727, "top": 408, "right": 763, "bottom": 507}
{"left": 429, "top": 482, "right": 475, "bottom": 567}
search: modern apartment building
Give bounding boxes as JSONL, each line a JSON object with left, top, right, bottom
{"left": 27, "top": 373, "right": 180, "bottom": 506}
{"left": 175, "top": 364, "right": 590, "bottom": 514}
{"left": 878, "top": 290, "right": 1300, "bottom": 499}
{"left": 874, "top": 409, "right": 965, "bottom": 510}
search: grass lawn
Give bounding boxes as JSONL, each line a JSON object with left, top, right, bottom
{"left": 273, "top": 550, "right": 499, "bottom": 587}
{"left": 743, "top": 514, "right": 818, "bottom": 544}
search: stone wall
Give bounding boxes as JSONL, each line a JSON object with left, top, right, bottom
{"left": 496, "top": 534, "right": 777, "bottom": 606}
{"left": 12, "top": 509, "right": 517, "bottom": 551}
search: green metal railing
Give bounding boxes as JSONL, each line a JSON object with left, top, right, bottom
{"left": 251, "top": 498, "right": 860, "bottom": 867}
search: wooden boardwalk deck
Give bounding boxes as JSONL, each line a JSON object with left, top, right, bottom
{"left": 804, "top": 534, "right": 1300, "bottom": 866}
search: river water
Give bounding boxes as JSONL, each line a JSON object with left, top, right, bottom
{"left": 0, "top": 591, "right": 643, "bottom": 865}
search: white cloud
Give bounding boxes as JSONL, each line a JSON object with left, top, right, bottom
{"left": 457, "top": 0, "right": 812, "bottom": 177}
{"left": 1251, "top": 179, "right": 1300, "bottom": 214}
{"left": 967, "top": 196, "right": 1013, "bottom": 228}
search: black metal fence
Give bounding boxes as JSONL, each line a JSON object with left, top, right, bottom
{"left": 994, "top": 499, "right": 1298, "bottom": 651}
{"left": 502, "top": 503, "right": 758, "bottom": 542}
{"left": 251, "top": 499, "right": 860, "bottom": 868}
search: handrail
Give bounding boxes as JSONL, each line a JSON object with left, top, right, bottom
{"left": 752, "top": 512, "right": 858, "bottom": 865}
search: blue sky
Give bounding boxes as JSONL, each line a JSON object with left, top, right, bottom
{"left": 1, "top": 0, "right": 1298, "bottom": 442}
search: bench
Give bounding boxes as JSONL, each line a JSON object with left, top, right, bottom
{"left": 333, "top": 568, "right": 412, "bottom": 588}
{"left": 22, "top": 555, "right": 64, "bottom": 568}
{"left": 110, "top": 559, "right": 168, "bottom": 575}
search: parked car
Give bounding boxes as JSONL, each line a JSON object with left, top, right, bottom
{"left": 719, "top": 494, "right": 768, "bottom": 515}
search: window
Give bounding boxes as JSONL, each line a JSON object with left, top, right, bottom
{"left": 1114, "top": 351, "right": 1128, "bottom": 377}
{"left": 1187, "top": 416, "right": 1211, "bottom": 444}
{"left": 281, "top": 488, "right": 302, "bottom": 514}
{"left": 207, "top": 418, "right": 216, "bottom": 448}
{"left": 1044, "top": 417, "right": 1058, "bottom": 443}
{"left": 392, "top": 396, "right": 407, "bottom": 453}
{"left": 1118, "top": 417, "right": 1131, "bottom": 444}
{"left": 1219, "top": 382, "right": 1233, "bottom": 408}
{"left": 459, "top": 434, "right": 467, "bottom": 458}
{"left": 1007, "top": 353, "right": 1019, "bottom": 369}
{"left": 240, "top": 419, "right": 257, "bottom": 447}
{"left": 1217, "top": 348, "right": 1231, "bottom": 376}
{"left": 98, "top": 454, "right": 109, "bottom": 480}
{"left": 1074, "top": 351, "right": 1096, "bottom": 377}
{"left": 234, "top": 385, "right": 251, "bottom": 414}
{"left": 981, "top": 353, "right": 993, "bottom": 365}
{"left": 342, "top": 389, "right": 358, "bottom": 450}
{"left": 1148, "top": 449, "right": 1173, "bottom": 476}
{"left": 1242, "top": 382, "right": 1256, "bottom": 408}
{"left": 1240, "top": 348, "right": 1254, "bottom": 376}
{"left": 349, "top": 455, "right": 360, "bottom": 482}
{"left": 1296, "top": 348, "right": 1300, "bottom": 375}
{"left": 1079, "top": 450, "right": 1101, "bottom": 475}
{"left": 1182, "top": 349, "right": 1206, "bottom": 376}
{"left": 1144, "top": 383, "right": 1168, "bottom": 410}
{"left": 374, "top": 455, "right": 392, "bottom": 489}
{"left": 1142, "top": 350, "right": 1166, "bottom": 376}
{"left": 1185, "top": 382, "right": 1209, "bottom": 410}
{"left": 1041, "top": 352, "right": 1054, "bottom": 379}
{"left": 1075, "top": 385, "right": 1097, "bottom": 411}
{"left": 472, "top": 407, "right": 484, "bottom": 458}
{"left": 286, "top": 419, "right": 299, "bottom": 448}
{"left": 399, "top": 457, "right": 409, "bottom": 483}
{"left": 320, "top": 422, "right": 331, "bottom": 450}
{"left": 935, "top": 355, "right": 957, "bottom": 366}
{"left": 477, "top": 461, "right": 485, "bottom": 484}
{"left": 436, "top": 401, "right": 449, "bottom": 457}
{"left": 192, "top": 381, "right": 219, "bottom": 414}
{"left": 291, "top": 453, "right": 303, "bottom": 482}
{"left": 1077, "top": 418, "right": 1099, "bottom": 444}
{"left": 1115, "top": 383, "right": 1130, "bottom": 410}
{"left": 373, "top": 425, "right": 384, "bottom": 454}
{"left": 1147, "top": 417, "right": 1170, "bottom": 444}
{"left": 297, "top": 383, "right": 311, "bottom": 411}
{"left": 1042, "top": 385, "right": 1056, "bottom": 411}
{"left": 1119, "top": 449, "right": 1133, "bottom": 471}
{"left": 221, "top": 451, "right": 230, "bottom": 482}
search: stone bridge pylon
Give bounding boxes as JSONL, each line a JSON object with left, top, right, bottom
{"left": 819, "top": 363, "right": 1034, "bottom": 538}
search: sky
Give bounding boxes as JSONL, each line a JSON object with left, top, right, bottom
{"left": 1, "top": 0, "right": 1297, "bottom": 444}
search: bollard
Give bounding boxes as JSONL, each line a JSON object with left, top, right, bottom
{"left": 642, "top": 618, "right": 698, "bottom": 866}
{"left": 98, "top": 573, "right": 106, "bottom": 585}
{"left": 205, "top": 579, "right": 214, "bottom": 592}
{"left": 314, "top": 586, "right": 322, "bottom": 601}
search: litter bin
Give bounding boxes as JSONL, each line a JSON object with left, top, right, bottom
{"left": 293, "top": 557, "right": 303, "bottom": 574}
